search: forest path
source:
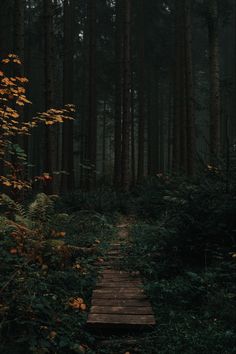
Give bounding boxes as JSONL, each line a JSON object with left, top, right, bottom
{"left": 87, "top": 216, "right": 156, "bottom": 333}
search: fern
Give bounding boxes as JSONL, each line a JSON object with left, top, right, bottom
{"left": 0, "top": 194, "right": 27, "bottom": 220}
{"left": 0, "top": 193, "right": 57, "bottom": 235}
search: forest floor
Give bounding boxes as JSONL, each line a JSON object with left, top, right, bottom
{"left": 0, "top": 177, "right": 236, "bottom": 353}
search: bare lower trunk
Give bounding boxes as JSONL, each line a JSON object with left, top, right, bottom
{"left": 114, "top": 0, "right": 123, "bottom": 187}
{"left": 86, "top": 0, "right": 97, "bottom": 190}
{"left": 185, "top": 0, "right": 195, "bottom": 176}
{"left": 44, "top": 0, "right": 57, "bottom": 194}
{"left": 121, "top": 0, "right": 132, "bottom": 191}
{"left": 61, "top": 0, "right": 75, "bottom": 193}
{"left": 137, "top": 0, "right": 145, "bottom": 183}
{"left": 208, "top": 0, "right": 221, "bottom": 162}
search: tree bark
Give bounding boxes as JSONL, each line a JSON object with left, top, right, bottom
{"left": 86, "top": 0, "right": 97, "bottom": 190}
{"left": 137, "top": 0, "right": 145, "bottom": 183}
{"left": 121, "top": 0, "right": 132, "bottom": 191}
{"left": 61, "top": 0, "right": 75, "bottom": 193}
{"left": 43, "top": 0, "right": 57, "bottom": 194}
{"left": 184, "top": 0, "right": 195, "bottom": 176}
{"left": 207, "top": 0, "right": 221, "bottom": 162}
{"left": 114, "top": 0, "right": 123, "bottom": 188}
{"left": 172, "top": 0, "right": 182, "bottom": 173}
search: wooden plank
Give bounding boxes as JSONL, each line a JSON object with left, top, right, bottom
{"left": 87, "top": 314, "right": 155, "bottom": 325}
{"left": 101, "top": 271, "right": 140, "bottom": 278}
{"left": 90, "top": 306, "right": 154, "bottom": 315}
{"left": 93, "top": 288, "right": 144, "bottom": 294}
{"left": 92, "top": 292, "right": 147, "bottom": 300}
{"left": 93, "top": 288, "right": 144, "bottom": 297}
{"left": 96, "top": 281, "right": 142, "bottom": 288}
{"left": 91, "top": 299, "right": 150, "bottom": 307}
{"left": 99, "top": 275, "right": 135, "bottom": 281}
{"left": 102, "top": 269, "right": 130, "bottom": 276}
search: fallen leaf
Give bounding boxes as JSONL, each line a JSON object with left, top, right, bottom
{"left": 80, "top": 303, "right": 87, "bottom": 311}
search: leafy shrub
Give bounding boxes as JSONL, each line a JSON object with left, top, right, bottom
{"left": 0, "top": 193, "right": 116, "bottom": 353}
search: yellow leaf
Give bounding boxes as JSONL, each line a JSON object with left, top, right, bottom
{"left": 59, "top": 231, "right": 66, "bottom": 237}
{"left": 2, "top": 181, "right": 12, "bottom": 187}
{"left": 16, "top": 100, "right": 24, "bottom": 106}
{"left": 73, "top": 263, "right": 81, "bottom": 270}
{"left": 49, "top": 331, "right": 57, "bottom": 339}
{"left": 80, "top": 303, "right": 87, "bottom": 311}
{"left": 68, "top": 297, "right": 84, "bottom": 309}
{"left": 13, "top": 58, "right": 22, "bottom": 65}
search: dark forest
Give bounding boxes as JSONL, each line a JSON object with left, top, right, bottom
{"left": 0, "top": 1, "right": 236, "bottom": 353}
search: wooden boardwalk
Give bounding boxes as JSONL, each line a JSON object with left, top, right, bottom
{"left": 87, "top": 227, "right": 156, "bottom": 330}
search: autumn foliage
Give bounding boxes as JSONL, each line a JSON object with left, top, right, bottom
{"left": 0, "top": 54, "right": 75, "bottom": 191}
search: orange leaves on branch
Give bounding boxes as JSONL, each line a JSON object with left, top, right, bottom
{"left": 2, "top": 54, "right": 22, "bottom": 65}
{"left": 0, "top": 54, "right": 76, "bottom": 190}
{"left": 0, "top": 176, "right": 31, "bottom": 190}
{"left": 51, "top": 230, "right": 66, "bottom": 238}
{"left": 35, "top": 105, "right": 75, "bottom": 127}
{"left": 68, "top": 297, "right": 87, "bottom": 311}
{"left": 2, "top": 59, "right": 10, "bottom": 64}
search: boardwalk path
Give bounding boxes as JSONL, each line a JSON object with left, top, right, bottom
{"left": 87, "top": 218, "right": 156, "bottom": 330}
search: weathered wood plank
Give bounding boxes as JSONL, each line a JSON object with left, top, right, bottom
{"left": 92, "top": 292, "right": 147, "bottom": 300}
{"left": 99, "top": 275, "right": 135, "bottom": 281}
{"left": 91, "top": 299, "right": 150, "bottom": 307}
{"left": 100, "top": 274, "right": 136, "bottom": 280}
{"left": 93, "top": 288, "right": 144, "bottom": 294}
{"left": 90, "top": 306, "right": 154, "bottom": 315}
{"left": 100, "top": 272, "right": 132, "bottom": 276}
{"left": 87, "top": 314, "right": 155, "bottom": 325}
{"left": 96, "top": 281, "right": 142, "bottom": 288}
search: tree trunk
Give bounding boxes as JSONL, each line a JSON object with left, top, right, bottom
{"left": 159, "top": 89, "right": 164, "bottom": 173}
{"left": 184, "top": 0, "right": 195, "bottom": 176}
{"left": 207, "top": 0, "right": 221, "bottom": 162}
{"left": 131, "top": 70, "right": 136, "bottom": 185}
{"left": 137, "top": 0, "right": 145, "bottom": 183}
{"left": 102, "top": 101, "right": 107, "bottom": 178}
{"left": 167, "top": 79, "right": 173, "bottom": 172}
{"left": 148, "top": 70, "right": 160, "bottom": 175}
{"left": 114, "top": 0, "right": 123, "bottom": 188}
{"left": 121, "top": 0, "right": 132, "bottom": 191}
{"left": 86, "top": 0, "right": 97, "bottom": 190}
{"left": 172, "top": 0, "right": 182, "bottom": 173}
{"left": 14, "top": 0, "right": 25, "bottom": 66}
{"left": 179, "top": 0, "right": 187, "bottom": 174}
{"left": 61, "top": 0, "right": 75, "bottom": 193}
{"left": 43, "top": 0, "right": 56, "bottom": 194}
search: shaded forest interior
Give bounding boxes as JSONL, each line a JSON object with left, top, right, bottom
{"left": 1, "top": 0, "right": 236, "bottom": 191}
{"left": 0, "top": 0, "right": 236, "bottom": 353}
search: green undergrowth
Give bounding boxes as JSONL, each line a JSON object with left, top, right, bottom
{"left": 117, "top": 174, "right": 236, "bottom": 354}
{"left": 0, "top": 193, "right": 115, "bottom": 354}
{"left": 1, "top": 173, "right": 236, "bottom": 353}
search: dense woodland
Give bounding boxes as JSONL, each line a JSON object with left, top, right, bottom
{"left": 0, "top": 0, "right": 236, "bottom": 353}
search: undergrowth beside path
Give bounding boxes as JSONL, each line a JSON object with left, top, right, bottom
{"left": 0, "top": 173, "right": 236, "bottom": 353}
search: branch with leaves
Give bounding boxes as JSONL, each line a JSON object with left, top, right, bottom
{"left": 0, "top": 54, "right": 75, "bottom": 191}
